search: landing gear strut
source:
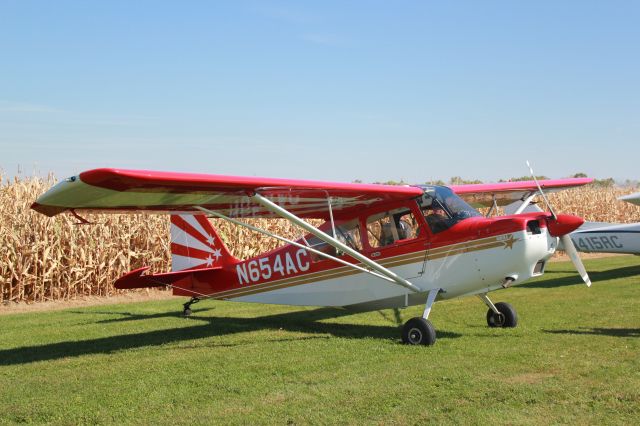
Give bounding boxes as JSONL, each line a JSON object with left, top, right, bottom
{"left": 402, "top": 288, "right": 439, "bottom": 346}
{"left": 183, "top": 297, "right": 200, "bottom": 317}
{"left": 478, "top": 294, "right": 518, "bottom": 328}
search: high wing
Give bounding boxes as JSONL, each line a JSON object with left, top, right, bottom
{"left": 31, "top": 168, "right": 424, "bottom": 219}
{"left": 450, "top": 178, "right": 593, "bottom": 209}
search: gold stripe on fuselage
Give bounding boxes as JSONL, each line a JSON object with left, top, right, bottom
{"left": 210, "top": 233, "right": 516, "bottom": 299}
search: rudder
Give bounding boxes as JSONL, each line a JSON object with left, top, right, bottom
{"left": 170, "top": 214, "right": 236, "bottom": 271}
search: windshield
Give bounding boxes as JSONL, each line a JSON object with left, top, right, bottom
{"left": 417, "top": 186, "right": 481, "bottom": 233}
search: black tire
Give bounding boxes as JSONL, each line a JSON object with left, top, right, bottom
{"left": 401, "top": 317, "right": 437, "bottom": 346}
{"left": 486, "top": 302, "right": 518, "bottom": 328}
{"left": 183, "top": 308, "right": 192, "bottom": 317}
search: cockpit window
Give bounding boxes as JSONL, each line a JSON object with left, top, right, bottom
{"left": 418, "top": 186, "right": 481, "bottom": 233}
{"left": 366, "top": 208, "right": 419, "bottom": 248}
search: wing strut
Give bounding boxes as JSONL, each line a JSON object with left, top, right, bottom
{"left": 327, "top": 196, "right": 338, "bottom": 240}
{"left": 194, "top": 206, "right": 396, "bottom": 284}
{"left": 526, "top": 161, "right": 557, "bottom": 218}
{"left": 485, "top": 195, "right": 498, "bottom": 218}
{"left": 251, "top": 192, "right": 422, "bottom": 293}
{"left": 513, "top": 192, "right": 537, "bottom": 215}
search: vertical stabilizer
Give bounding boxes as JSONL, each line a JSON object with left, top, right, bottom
{"left": 170, "top": 214, "right": 235, "bottom": 271}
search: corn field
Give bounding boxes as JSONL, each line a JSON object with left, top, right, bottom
{"left": 1, "top": 175, "right": 311, "bottom": 303}
{"left": 1, "top": 175, "right": 639, "bottom": 303}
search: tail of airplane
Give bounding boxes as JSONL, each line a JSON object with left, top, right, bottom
{"left": 115, "top": 214, "right": 237, "bottom": 291}
{"left": 170, "top": 214, "right": 237, "bottom": 271}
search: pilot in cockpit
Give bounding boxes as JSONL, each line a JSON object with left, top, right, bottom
{"left": 425, "top": 205, "right": 449, "bottom": 234}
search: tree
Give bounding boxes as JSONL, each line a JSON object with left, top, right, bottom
{"left": 592, "top": 178, "right": 615, "bottom": 188}
{"left": 373, "top": 180, "right": 408, "bottom": 186}
{"left": 449, "top": 176, "right": 483, "bottom": 185}
{"left": 501, "top": 175, "right": 549, "bottom": 182}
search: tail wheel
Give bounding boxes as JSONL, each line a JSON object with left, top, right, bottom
{"left": 486, "top": 302, "right": 518, "bottom": 328}
{"left": 402, "top": 317, "right": 437, "bottom": 346}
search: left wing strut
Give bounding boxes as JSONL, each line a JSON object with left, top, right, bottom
{"left": 251, "top": 192, "right": 422, "bottom": 293}
{"left": 513, "top": 192, "right": 537, "bottom": 215}
{"left": 194, "top": 206, "right": 396, "bottom": 284}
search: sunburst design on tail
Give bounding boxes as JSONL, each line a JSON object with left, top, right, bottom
{"left": 170, "top": 214, "right": 234, "bottom": 271}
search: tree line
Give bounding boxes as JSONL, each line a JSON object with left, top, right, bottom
{"left": 357, "top": 173, "right": 635, "bottom": 188}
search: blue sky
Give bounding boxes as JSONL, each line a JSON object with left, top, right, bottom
{"left": 1, "top": 1, "right": 638, "bottom": 183}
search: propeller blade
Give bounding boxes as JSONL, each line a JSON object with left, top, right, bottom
{"left": 524, "top": 162, "right": 590, "bottom": 287}
{"left": 560, "top": 234, "right": 592, "bottom": 287}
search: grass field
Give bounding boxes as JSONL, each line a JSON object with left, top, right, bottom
{"left": 1, "top": 256, "right": 639, "bottom": 424}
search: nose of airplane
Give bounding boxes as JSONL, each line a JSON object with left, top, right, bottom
{"left": 546, "top": 214, "right": 584, "bottom": 237}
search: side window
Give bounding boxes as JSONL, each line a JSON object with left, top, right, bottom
{"left": 305, "top": 220, "right": 363, "bottom": 262}
{"left": 336, "top": 220, "right": 363, "bottom": 251}
{"left": 366, "top": 208, "right": 419, "bottom": 248}
{"left": 305, "top": 236, "right": 337, "bottom": 261}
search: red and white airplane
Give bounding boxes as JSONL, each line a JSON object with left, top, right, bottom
{"left": 32, "top": 169, "right": 593, "bottom": 346}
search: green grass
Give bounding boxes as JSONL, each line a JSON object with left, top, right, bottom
{"left": 1, "top": 256, "right": 639, "bottom": 425}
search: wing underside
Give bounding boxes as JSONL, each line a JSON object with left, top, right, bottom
{"left": 451, "top": 178, "right": 593, "bottom": 208}
{"left": 32, "top": 168, "right": 424, "bottom": 219}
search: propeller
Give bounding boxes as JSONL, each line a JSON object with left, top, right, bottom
{"left": 560, "top": 234, "right": 592, "bottom": 287}
{"left": 526, "top": 161, "right": 592, "bottom": 287}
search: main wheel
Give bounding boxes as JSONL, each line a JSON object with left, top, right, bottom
{"left": 402, "top": 317, "right": 437, "bottom": 346}
{"left": 486, "top": 302, "right": 518, "bottom": 328}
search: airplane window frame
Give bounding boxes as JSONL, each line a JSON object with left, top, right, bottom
{"left": 364, "top": 202, "right": 427, "bottom": 250}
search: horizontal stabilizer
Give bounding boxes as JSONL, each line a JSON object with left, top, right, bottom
{"left": 114, "top": 266, "right": 222, "bottom": 289}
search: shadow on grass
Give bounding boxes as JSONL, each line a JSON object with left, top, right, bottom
{"left": 70, "top": 308, "right": 218, "bottom": 324}
{"left": 0, "top": 307, "right": 462, "bottom": 365}
{"left": 523, "top": 264, "right": 640, "bottom": 289}
{"left": 172, "top": 335, "right": 334, "bottom": 350}
{"left": 543, "top": 327, "right": 640, "bottom": 337}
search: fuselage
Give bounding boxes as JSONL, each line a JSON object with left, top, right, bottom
{"left": 565, "top": 221, "right": 640, "bottom": 255}
{"left": 173, "top": 186, "right": 563, "bottom": 311}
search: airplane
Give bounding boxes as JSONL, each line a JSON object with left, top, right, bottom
{"left": 32, "top": 168, "right": 593, "bottom": 346}
{"left": 561, "top": 191, "right": 640, "bottom": 255}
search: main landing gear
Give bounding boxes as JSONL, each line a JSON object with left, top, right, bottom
{"left": 479, "top": 294, "right": 518, "bottom": 328}
{"left": 402, "top": 288, "right": 439, "bottom": 346}
{"left": 401, "top": 291, "right": 518, "bottom": 346}
{"left": 402, "top": 317, "right": 436, "bottom": 346}
{"left": 182, "top": 297, "right": 200, "bottom": 317}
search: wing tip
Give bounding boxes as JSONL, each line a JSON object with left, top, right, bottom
{"left": 31, "top": 202, "right": 67, "bottom": 217}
